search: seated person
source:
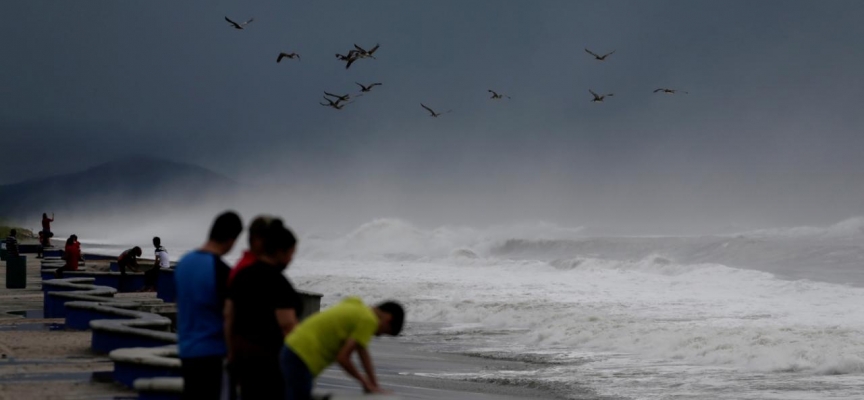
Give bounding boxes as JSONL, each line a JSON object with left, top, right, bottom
{"left": 281, "top": 297, "right": 405, "bottom": 400}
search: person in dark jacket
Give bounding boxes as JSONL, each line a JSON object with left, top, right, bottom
{"left": 5, "top": 229, "right": 19, "bottom": 258}
{"left": 226, "top": 219, "right": 301, "bottom": 399}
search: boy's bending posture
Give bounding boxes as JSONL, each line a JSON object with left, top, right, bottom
{"left": 281, "top": 297, "right": 405, "bottom": 400}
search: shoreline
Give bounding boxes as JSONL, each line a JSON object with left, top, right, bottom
{"left": 0, "top": 249, "right": 576, "bottom": 399}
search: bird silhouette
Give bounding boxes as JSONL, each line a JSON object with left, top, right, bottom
{"left": 320, "top": 97, "right": 349, "bottom": 110}
{"left": 356, "top": 82, "right": 382, "bottom": 93}
{"left": 584, "top": 48, "right": 615, "bottom": 61}
{"left": 225, "top": 16, "right": 254, "bottom": 30}
{"left": 488, "top": 90, "right": 511, "bottom": 100}
{"left": 277, "top": 52, "right": 300, "bottom": 63}
{"left": 324, "top": 92, "right": 351, "bottom": 102}
{"left": 589, "top": 89, "right": 614, "bottom": 102}
{"left": 421, "top": 103, "right": 451, "bottom": 117}
{"left": 653, "top": 88, "right": 688, "bottom": 94}
{"left": 353, "top": 43, "right": 380, "bottom": 59}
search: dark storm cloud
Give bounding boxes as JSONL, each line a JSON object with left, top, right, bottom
{"left": 2, "top": 0, "right": 863, "bottom": 232}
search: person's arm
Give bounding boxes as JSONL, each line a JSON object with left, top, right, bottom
{"left": 224, "top": 299, "right": 235, "bottom": 363}
{"left": 357, "top": 346, "right": 385, "bottom": 393}
{"left": 336, "top": 339, "right": 375, "bottom": 392}
{"left": 274, "top": 308, "right": 298, "bottom": 337}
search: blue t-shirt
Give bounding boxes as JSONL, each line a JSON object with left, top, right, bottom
{"left": 175, "top": 250, "right": 230, "bottom": 358}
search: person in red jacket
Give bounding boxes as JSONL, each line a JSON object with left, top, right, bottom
{"left": 41, "top": 213, "right": 54, "bottom": 247}
{"left": 228, "top": 216, "right": 274, "bottom": 285}
{"left": 55, "top": 235, "right": 82, "bottom": 278}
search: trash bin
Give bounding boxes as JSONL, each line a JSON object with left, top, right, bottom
{"left": 6, "top": 255, "right": 26, "bottom": 289}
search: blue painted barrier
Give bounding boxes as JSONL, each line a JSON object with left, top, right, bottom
{"left": 156, "top": 269, "right": 175, "bottom": 303}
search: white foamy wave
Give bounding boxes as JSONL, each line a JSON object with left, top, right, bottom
{"left": 291, "top": 253, "right": 864, "bottom": 382}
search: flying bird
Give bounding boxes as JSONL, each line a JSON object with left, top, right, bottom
{"left": 225, "top": 16, "right": 254, "bottom": 30}
{"left": 421, "top": 103, "right": 451, "bottom": 118}
{"left": 356, "top": 82, "right": 382, "bottom": 93}
{"left": 653, "top": 88, "right": 688, "bottom": 94}
{"left": 488, "top": 90, "right": 511, "bottom": 100}
{"left": 353, "top": 43, "right": 380, "bottom": 59}
{"left": 320, "top": 97, "right": 349, "bottom": 110}
{"left": 589, "top": 89, "right": 614, "bottom": 102}
{"left": 584, "top": 48, "right": 615, "bottom": 61}
{"left": 324, "top": 92, "right": 350, "bottom": 102}
{"left": 277, "top": 52, "right": 300, "bottom": 63}
{"left": 336, "top": 53, "right": 359, "bottom": 69}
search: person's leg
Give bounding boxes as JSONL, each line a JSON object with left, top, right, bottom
{"left": 236, "top": 355, "right": 283, "bottom": 400}
{"left": 181, "top": 356, "right": 224, "bottom": 400}
{"left": 281, "top": 347, "right": 313, "bottom": 400}
{"left": 144, "top": 265, "right": 160, "bottom": 291}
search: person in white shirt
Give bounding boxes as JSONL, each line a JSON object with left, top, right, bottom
{"left": 143, "top": 236, "right": 170, "bottom": 292}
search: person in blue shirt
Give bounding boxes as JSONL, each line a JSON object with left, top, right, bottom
{"left": 175, "top": 211, "right": 243, "bottom": 400}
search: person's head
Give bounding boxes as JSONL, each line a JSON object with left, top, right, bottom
{"left": 373, "top": 301, "right": 405, "bottom": 336}
{"left": 42, "top": 213, "right": 47, "bottom": 219}
{"left": 38, "top": 230, "right": 44, "bottom": 238}
{"left": 66, "top": 236, "right": 75, "bottom": 246}
{"left": 132, "top": 246, "right": 142, "bottom": 257}
{"left": 207, "top": 211, "right": 243, "bottom": 255}
{"left": 71, "top": 234, "right": 78, "bottom": 243}
{"left": 153, "top": 236, "right": 161, "bottom": 247}
{"left": 260, "top": 219, "right": 297, "bottom": 270}
{"left": 248, "top": 216, "right": 274, "bottom": 255}
{"left": 9, "top": 229, "right": 16, "bottom": 237}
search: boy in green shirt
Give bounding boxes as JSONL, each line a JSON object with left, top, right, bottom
{"left": 281, "top": 297, "right": 405, "bottom": 399}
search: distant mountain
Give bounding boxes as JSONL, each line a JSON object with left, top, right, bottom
{"left": 0, "top": 156, "right": 238, "bottom": 222}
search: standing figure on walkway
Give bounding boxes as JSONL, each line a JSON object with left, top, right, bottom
{"left": 227, "top": 219, "right": 302, "bottom": 399}
{"left": 41, "top": 213, "right": 54, "bottom": 247}
{"left": 142, "top": 237, "right": 169, "bottom": 292}
{"left": 174, "top": 211, "right": 243, "bottom": 400}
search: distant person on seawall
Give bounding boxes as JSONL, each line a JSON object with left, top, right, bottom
{"left": 174, "top": 211, "right": 243, "bottom": 400}
{"left": 41, "top": 212, "right": 54, "bottom": 247}
{"left": 5, "top": 229, "right": 20, "bottom": 259}
{"left": 142, "top": 237, "right": 169, "bottom": 292}
{"left": 117, "top": 246, "right": 142, "bottom": 275}
{"left": 55, "top": 235, "right": 82, "bottom": 278}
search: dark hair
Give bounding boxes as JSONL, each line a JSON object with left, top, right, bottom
{"left": 71, "top": 234, "right": 78, "bottom": 242}
{"left": 66, "top": 236, "right": 75, "bottom": 246}
{"left": 9, "top": 229, "right": 16, "bottom": 237}
{"left": 261, "top": 219, "right": 297, "bottom": 255}
{"left": 249, "top": 216, "right": 274, "bottom": 245}
{"left": 133, "top": 246, "right": 142, "bottom": 256}
{"left": 153, "top": 236, "right": 161, "bottom": 247}
{"left": 42, "top": 213, "right": 47, "bottom": 219}
{"left": 377, "top": 301, "right": 405, "bottom": 336}
{"left": 208, "top": 211, "right": 243, "bottom": 242}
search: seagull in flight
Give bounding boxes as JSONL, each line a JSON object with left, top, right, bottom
{"left": 353, "top": 43, "right": 380, "bottom": 59}
{"left": 584, "top": 48, "right": 615, "bottom": 61}
{"left": 589, "top": 89, "right": 614, "bottom": 102}
{"left": 356, "top": 82, "right": 382, "bottom": 93}
{"left": 277, "top": 52, "right": 300, "bottom": 63}
{"left": 320, "top": 97, "right": 349, "bottom": 110}
{"left": 488, "top": 90, "right": 511, "bottom": 100}
{"left": 225, "top": 16, "right": 254, "bottom": 30}
{"left": 324, "top": 92, "right": 351, "bottom": 103}
{"left": 421, "top": 103, "right": 451, "bottom": 118}
{"left": 653, "top": 88, "right": 688, "bottom": 94}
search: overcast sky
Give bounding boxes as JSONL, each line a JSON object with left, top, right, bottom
{"left": 2, "top": 0, "right": 864, "bottom": 233}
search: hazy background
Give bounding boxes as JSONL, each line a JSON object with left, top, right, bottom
{"left": 2, "top": 0, "right": 864, "bottom": 235}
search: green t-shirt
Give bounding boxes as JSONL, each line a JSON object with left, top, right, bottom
{"left": 285, "top": 297, "right": 378, "bottom": 376}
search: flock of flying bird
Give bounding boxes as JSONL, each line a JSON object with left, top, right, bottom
{"left": 224, "top": 16, "right": 689, "bottom": 117}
